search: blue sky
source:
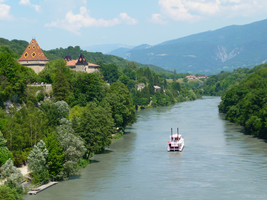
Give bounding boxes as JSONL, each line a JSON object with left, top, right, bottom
{"left": 1, "top": 0, "right": 267, "bottom": 50}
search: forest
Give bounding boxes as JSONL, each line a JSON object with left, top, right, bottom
{"left": 0, "top": 45, "right": 202, "bottom": 199}
{"left": 201, "top": 62, "right": 267, "bottom": 137}
{"left": 218, "top": 67, "right": 267, "bottom": 137}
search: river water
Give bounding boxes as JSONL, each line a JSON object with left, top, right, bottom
{"left": 24, "top": 96, "right": 267, "bottom": 200}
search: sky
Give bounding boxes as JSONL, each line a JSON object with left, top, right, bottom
{"left": 1, "top": 0, "right": 267, "bottom": 50}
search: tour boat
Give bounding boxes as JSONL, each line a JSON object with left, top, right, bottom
{"left": 167, "top": 128, "right": 184, "bottom": 152}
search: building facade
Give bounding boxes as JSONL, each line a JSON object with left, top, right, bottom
{"left": 65, "top": 54, "right": 100, "bottom": 73}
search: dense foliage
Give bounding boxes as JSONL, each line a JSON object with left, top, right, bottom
{"left": 99, "top": 61, "right": 202, "bottom": 108}
{"left": 219, "top": 68, "right": 267, "bottom": 137}
{"left": 0, "top": 48, "right": 138, "bottom": 199}
{"left": 0, "top": 48, "right": 36, "bottom": 107}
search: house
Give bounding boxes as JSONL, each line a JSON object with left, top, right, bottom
{"left": 154, "top": 85, "right": 161, "bottom": 92}
{"left": 65, "top": 54, "right": 100, "bottom": 73}
{"left": 186, "top": 75, "right": 196, "bottom": 80}
{"left": 17, "top": 39, "right": 49, "bottom": 74}
{"left": 136, "top": 83, "right": 145, "bottom": 91}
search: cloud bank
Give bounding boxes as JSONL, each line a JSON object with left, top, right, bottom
{"left": 0, "top": 1, "right": 13, "bottom": 20}
{"left": 19, "top": 0, "right": 40, "bottom": 12}
{"left": 45, "top": 6, "right": 138, "bottom": 34}
{"left": 150, "top": 0, "right": 267, "bottom": 23}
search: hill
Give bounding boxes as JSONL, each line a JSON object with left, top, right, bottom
{"left": 0, "top": 38, "right": 170, "bottom": 73}
{"left": 108, "top": 18, "right": 267, "bottom": 75}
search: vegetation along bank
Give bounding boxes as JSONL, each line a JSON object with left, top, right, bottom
{"left": 0, "top": 44, "right": 202, "bottom": 199}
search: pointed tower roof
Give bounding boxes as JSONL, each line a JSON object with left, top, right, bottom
{"left": 64, "top": 55, "right": 72, "bottom": 61}
{"left": 76, "top": 53, "right": 88, "bottom": 65}
{"left": 18, "top": 39, "right": 49, "bottom": 61}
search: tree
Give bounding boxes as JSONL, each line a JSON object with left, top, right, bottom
{"left": 52, "top": 68, "right": 70, "bottom": 102}
{"left": 119, "top": 74, "right": 130, "bottom": 86}
{"left": 183, "top": 78, "right": 188, "bottom": 83}
{"left": 57, "top": 119, "right": 86, "bottom": 178}
{"left": 39, "top": 100, "right": 59, "bottom": 127}
{"left": 76, "top": 102, "right": 115, "bottom": 158}
{"left": 0, "top": 185, "right": 22, "bottom": 200}
{"left": 106, "top": 82, "right": 136, "bottom": 129}
{"left": 125, "top": 61, "right": 137, "bottom": 71}
{"left": 0, "top": 50, "right": 30, "bottom": 107}
{"left": 55, "top": 101, "right": 70, "bottom": 119}
{"left": 0, "top": 159, "right": 24, "bottom": 194}
{"left": 70, "top": 72, "right": 107, "bottom": 107}
{"left": 100, "top": 63, "right": 119, "bottom": 83}
{"left": 27, "top": 140, "right": 49, "bottom": 184}
{"left": 43, "top": 134, "right": 64, "bottom": 180}
{"left": 0, "top": 131, "right": 13, "bottom": 167}
{"left": 38, "top": 59, "right": 73, "bottom": 84}
{"left": 173, "top": 69, "right": 177, "bottom": 81}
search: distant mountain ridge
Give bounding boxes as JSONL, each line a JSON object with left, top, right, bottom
{"left": 108, "top": 19, "right": 267, "bottom": 74}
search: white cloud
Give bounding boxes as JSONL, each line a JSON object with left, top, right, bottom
{"left": 149, "top": 13, "right": 168, "bottom": 24}
{"left": 45, "top": 6, "right": 138, "bottom": 34}
{"left": 19, "top": 0, "right": 41, "bottom": 12}
{"left": 0, "top": 2, "right": 13, "bottom": 20}
{"left": 151, "top": 0, "right": 267, "bottom": 23}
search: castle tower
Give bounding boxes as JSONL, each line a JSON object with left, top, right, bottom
{"left": 75, "top": 53, "right": 88, "bottom": 72}
{"left": 18, "top": 39, "right": 49, "bottom": 74}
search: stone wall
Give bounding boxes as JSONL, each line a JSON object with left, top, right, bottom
{"left": 27, "top": 84, "right": 52, "bottom": 93}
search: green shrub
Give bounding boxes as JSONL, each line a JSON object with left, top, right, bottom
{"left": 0, "top": 185, "right": 22, "bottom": 200}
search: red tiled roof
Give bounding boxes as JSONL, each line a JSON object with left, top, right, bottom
{"left": 18, "top": 39, "right": 49, "bottom": 61}
{"left": 66, "top": 59, "right": 100, "bottom": 67}
{"left": 66, "top": 59, "right": 77, "bottom": 67}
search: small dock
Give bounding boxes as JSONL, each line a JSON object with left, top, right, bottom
{"left": 27, "top": 182, "right": 58, "bottom": 195}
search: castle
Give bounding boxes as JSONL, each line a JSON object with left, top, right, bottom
{"left": 18, "top": 39, "right": 100, "bottom": 74}
{"left": 65, "top": 53, "right": 100, "bottom": 73}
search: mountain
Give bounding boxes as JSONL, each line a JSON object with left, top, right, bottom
{"left": 0, "top": 38, "right": 170, "bottom": 73}
{"left": 82, "top": 44, "right": 135, "bottom": 54}
{"left": 108, "top": 19, "right": 267, "bottom": 74}
{"left": 108, "top": 48, "right": 131, "bottom": 58}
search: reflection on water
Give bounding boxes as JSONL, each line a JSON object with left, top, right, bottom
{"left": 24, "top": 97, "right": 267, "bottom": 200}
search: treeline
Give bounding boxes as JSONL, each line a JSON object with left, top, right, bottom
{"left": 219, "top": 67, "right": 267, "bottom": 137}
{"left": 98, "top": 61, "right": 203, "bottom": 108}
{"left": 202, "top": 63, "right": 267, "bottom": 96}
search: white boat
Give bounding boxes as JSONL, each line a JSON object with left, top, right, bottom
{"left": 167, "top": 128, "right": 184, "bottom": 152}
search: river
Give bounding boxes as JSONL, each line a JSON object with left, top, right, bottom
{"left": 24, "top": 96, "right": 267, "bottom": 200}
